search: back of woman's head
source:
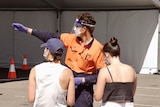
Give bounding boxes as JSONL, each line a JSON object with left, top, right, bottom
{"left": 50, "top": 48, "right": 63, "bottom": 63}
{"left": 103, "top": 37, "right": 120, "bottom": 57}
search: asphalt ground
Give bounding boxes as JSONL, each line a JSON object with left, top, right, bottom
{"left": 0, "top": 73, "right": 160, "bottom": 107}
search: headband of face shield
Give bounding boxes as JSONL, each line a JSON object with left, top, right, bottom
{"left": 71, "top": 19, "right": 95, "bottom": 35}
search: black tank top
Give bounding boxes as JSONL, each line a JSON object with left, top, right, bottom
{"left": 102, "top": 67, "right": 134, "bottom": 103}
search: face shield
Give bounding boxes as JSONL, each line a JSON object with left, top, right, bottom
{"left": 71, "top": 19, "right": 95, "bottom": 35}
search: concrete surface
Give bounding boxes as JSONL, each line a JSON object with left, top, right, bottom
{"left": 0, "top": 74, "right": 160, "bottom": 107}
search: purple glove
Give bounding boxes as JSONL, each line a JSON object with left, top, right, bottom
{"left": 74, "top": 77, "right": 83, "bottom": 86}
{"left": 12, "top": 23, "right": 28, "bottom": 33}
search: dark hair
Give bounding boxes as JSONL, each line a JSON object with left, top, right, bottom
{"left": 76, "top": 13, "right": 96, "bottom": 34}
{"left": 103, "top": 37, "right": 120, "bottom": 57}
{"left": 50, "top": 48, "right": 63, "bottom": 63}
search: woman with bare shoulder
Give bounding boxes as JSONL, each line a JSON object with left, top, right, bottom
{"left": 94, "top": 37, "right": 137, "bottom": 107}
{"left": 28, "top": 38, "right": 75, "bottom": 107}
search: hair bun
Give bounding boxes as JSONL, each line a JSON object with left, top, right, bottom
{"left": 110, "top": 37, "right": 118, "bottom": 46}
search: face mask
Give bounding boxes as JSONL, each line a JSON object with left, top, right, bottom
{"left": 74, "top": 27, "right": 81, "bottom": 36}
{"left": 104, "top": 56, "right": 109, "bottom": 65}
{"left": 43, "top": 48, "right": 49, "bottom": 60}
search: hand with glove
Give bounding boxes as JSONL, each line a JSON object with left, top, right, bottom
{"left": 12, "top": 23, "right": 29, "bottom": 33}
{"left": 74, "top": 77, "right": 85, "bottom": 86}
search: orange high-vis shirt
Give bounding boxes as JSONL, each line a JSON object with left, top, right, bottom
{"left": 60, "top": 33, "right": 106, "bottom": 74}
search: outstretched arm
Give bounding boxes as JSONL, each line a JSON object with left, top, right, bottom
{"left": 12, "top": 23, "right": 60, "bottom": 42}
{"left": 31, "top": 29, "right": 60, "bottom": 42}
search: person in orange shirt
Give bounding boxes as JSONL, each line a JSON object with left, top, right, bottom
{"left": 12, "top": 12, "right": 106, "bottom": 107}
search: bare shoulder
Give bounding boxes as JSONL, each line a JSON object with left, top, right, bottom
{"left": 29, "top": 66, "right": 36, "bottom": 79}
{"left": 30, "top": 66, "right": 36, "bottom": 74}
{"left": 98, "top": 67, "right": 109, "bottom": 78}
{"left": 30, "top": 66, "right": 35, "bottom": 71}
{"left": 100, "top": 67, "right": 107, "bottom": 72}
{"left": 59, "top": 67, "right": 74, "bottom": 90}
{"left": 99, "top": 67, "right": 108, "bottom": 74}
{"left": 61, "top": 68, "right": 73, "bottom": 77}
{"left": 123, "top": 64, "right": 137, "bottom": 75}
{"left": 123, "top": 63, "right": 134, "bottom": 70}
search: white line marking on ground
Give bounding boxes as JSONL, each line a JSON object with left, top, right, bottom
{"left": 136, "top": 94, "right": 160, "bottom": 98}
{"left": 137, "top": 86, "right": 160, "bottom": 90}
{"left": 135, "top": 104, "right": 160, "bottom": 107}
{"left": 15, "top": 95, "right": 25, "bottom": 98}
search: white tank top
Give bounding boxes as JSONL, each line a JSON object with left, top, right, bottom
{"left": 33, "top": 62, "right": 67, "bottom": 107}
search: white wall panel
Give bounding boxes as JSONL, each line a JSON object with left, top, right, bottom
{"left": 140, "top": 24, "right": 158, "bottom": 74}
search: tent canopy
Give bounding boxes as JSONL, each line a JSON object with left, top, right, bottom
{"left": 0, "top": 0, "right": 160, "bottom": 10}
